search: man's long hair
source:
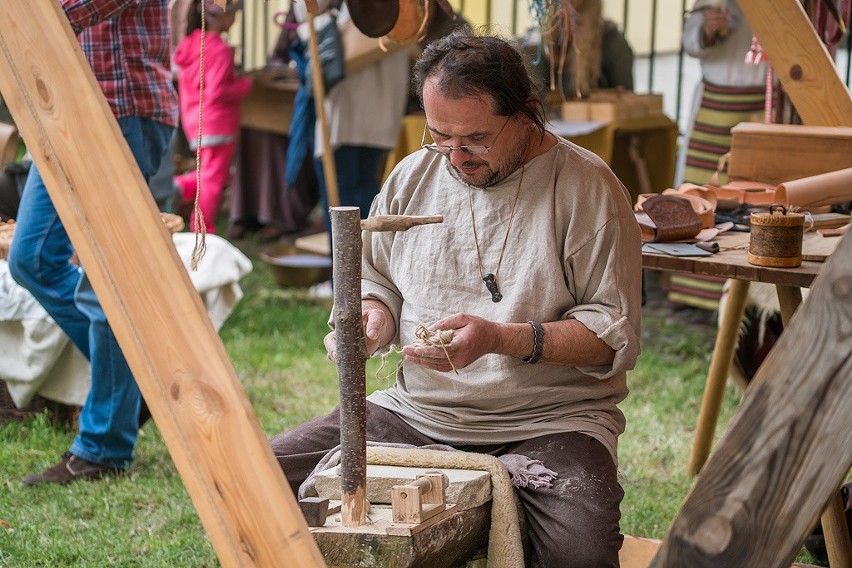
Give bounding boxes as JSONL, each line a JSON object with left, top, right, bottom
{"left": 412, "top": 28, "right": 548, "bottom": 139}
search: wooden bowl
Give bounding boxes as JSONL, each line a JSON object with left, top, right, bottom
{"left": 259, "top": 243, "right": 331, "bottom": 288}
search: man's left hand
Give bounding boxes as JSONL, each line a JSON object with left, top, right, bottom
{"left": 401, "top": 313, "right": 496, "bottom": 372}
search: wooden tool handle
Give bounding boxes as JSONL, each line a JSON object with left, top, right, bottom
{"left": 360, "top": 215, "right": 443, "bottom": 232}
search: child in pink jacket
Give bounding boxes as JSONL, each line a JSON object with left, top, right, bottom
{"left": 173, "top": 0, "right": 252, "bottom": 233}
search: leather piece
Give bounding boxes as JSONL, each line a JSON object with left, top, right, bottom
{"left": 636, "top": 194, "right": 702, "bottom": 242}
{"left": 345, "top": 0, "right": 400, "bottom": 38}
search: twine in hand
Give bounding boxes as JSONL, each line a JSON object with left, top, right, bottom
{"left": 375, "top": 324, "right": 458, "bottom": 381}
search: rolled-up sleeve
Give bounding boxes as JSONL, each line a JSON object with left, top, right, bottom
{"left": 359, "top": 196, "right": 404, "bottom": 347}
{"left": 563, "top": 215, "right": 642, "bottom": 379}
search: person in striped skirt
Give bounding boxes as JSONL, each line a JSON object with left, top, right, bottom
{"left": 669, "top": 0, "right": 767, "bottom": 310}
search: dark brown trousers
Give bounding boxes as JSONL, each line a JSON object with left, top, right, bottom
{"left": 270, "top": 402, "right": 623, "bottom": 568}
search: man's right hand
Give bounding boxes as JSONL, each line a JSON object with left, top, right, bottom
{"left": 323, "top": 299, "right": 395, "bottom": 362}
{"left": 703, "top": 8, "right": 728, "bottom": 45}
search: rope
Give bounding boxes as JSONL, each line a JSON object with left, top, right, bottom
{"left": 190, "top": 0, "right": 209, "bottom": 270}
{"left": 375, "top": 324, "right": 458, "bottom": 381}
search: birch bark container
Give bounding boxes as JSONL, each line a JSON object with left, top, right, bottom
{"left": 748, "top": 205, "right": 806, "bottom": 267}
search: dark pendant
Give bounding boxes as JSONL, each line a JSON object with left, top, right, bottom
{"left": 482, "top": 273, "right": 502, "bottom": 303}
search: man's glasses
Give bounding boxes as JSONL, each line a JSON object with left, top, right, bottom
{"left": 421, "top": 117, "right": 511, "bottom": 156}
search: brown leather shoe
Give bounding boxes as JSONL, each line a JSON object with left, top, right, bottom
{"left": 21, "top": 452, "right": 123, "bottom": 486}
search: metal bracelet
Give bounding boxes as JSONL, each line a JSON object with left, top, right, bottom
{"left": 522, "top": 320, "right": 544, "bottom": 364}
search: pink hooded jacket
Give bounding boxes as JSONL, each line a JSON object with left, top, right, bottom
{"left": 174, "top": 29, "right": 252, "bottom": 144}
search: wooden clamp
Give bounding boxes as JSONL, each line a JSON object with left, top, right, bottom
{"left": 391, "top": 470, "right": 449, "bottom": 524}
{"left": 360, "top": 215, "right": 443, "bottom": 232}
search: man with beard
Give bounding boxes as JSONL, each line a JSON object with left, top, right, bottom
{"left": 271, "top": 28, "right": 641, "bottom": 567}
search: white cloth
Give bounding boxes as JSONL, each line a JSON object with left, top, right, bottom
{"left": 363, "top": 138, "right": 643, "bottom": 462}
{"left": 0, "top": 233, "right": 251, "bottom": 407}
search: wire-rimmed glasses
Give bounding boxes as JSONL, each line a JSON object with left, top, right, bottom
{"left": 421, "top": 117, "right": 511, "bottom": 156}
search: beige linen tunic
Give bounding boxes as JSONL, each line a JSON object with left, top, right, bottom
{"left": 363, "top": 137, "right": 642, "bottom": 462}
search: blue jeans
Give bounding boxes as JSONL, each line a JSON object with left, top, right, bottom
{"left": 314, "top": 145, "right": 386, "bottom": 232}
{"left": 8, "top": 117, "right": 173, "bottom": 468}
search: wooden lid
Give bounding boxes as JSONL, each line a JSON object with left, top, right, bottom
{"left": 750, "top": 205, "right": 805, "bottom": 227}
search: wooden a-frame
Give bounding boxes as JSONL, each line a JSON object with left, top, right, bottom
{"left": 0, "top": 2, "right": 325, "bottom": 566}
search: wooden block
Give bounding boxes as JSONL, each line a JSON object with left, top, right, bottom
{"left": 818, "top": 227, "right": 848, "bottom": 238}
{"left": 588, "top": 101, "right": 632, "bottom": 122}
{"left": 295, "top": 231, "right": 331, "bottom": 257}
{"left": 390, "top": 473, "right": 447, "bottom": 524}
{"left": 809, "top": 213, "right": 851, "bottom": 230}
{"left": 240, "top": 71, "right": 297, "bottom": 135}
{"left": 619, "top": 535, "right": 661, "bottom": 568}
{"left": 562, "top": 101, "right": 590, "bottom": 121}
{"left": 802, "top": 231, "right": 842, "bottom": 261}
{"left": 314, "top": 464, "right": 492, "bottom": 510}
{"left": 640, "top": 93, "right": 664, "bottom": 116}
{"left": 729, "top": 123, "right": 852, "bottom": 185}
{"left": 311, "top": 504, "right": 489, "bottom": 568}
{"left": 299, "top": 497, "right": 330, "bottom": 527}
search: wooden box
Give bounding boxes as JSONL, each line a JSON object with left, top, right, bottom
{"left": 728, "top": 123, "right": 852, "bottom": 184}
{"left": 562, "top": 91, "right": 665, "bottom": 123}
{"left": 240, "top": 69, "right": 298, "bottom": 136}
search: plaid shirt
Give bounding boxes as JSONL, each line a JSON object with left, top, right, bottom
{"left": 62, "top": 0, "right": 178, "bottom": 127}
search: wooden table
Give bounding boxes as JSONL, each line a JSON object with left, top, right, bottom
{"left": 642, "top": 231, "right": 835, "bottom": 475}
{"left": 643, "top": 230, "right": 851, "bottom": 567}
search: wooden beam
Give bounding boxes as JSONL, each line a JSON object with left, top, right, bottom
{"left": 739, "top": 0, "right": 852, "bottom": 126}
{"left": 649, "top": 233, "right": 852, "bottom": 567}
{"left": 0, "top": 2, "right": 325, "bottom": 566}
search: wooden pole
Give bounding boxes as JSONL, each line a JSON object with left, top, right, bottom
{"left": 0, "top": 2, "right": 325, "bottom": 566}
{"left": 649, "top": 233, "right": 852, "bottom": 567}
{"left": 330, "top": 206, "right": 368, "bottom": 527}
{"left": 306, "top": 8, "right": 341, "bottom": 208}
{"left": 329, "top": 210, "right": 446, "bottom": 527}
{"left": 686, "top": 278, "right": 749, "bottom": 476}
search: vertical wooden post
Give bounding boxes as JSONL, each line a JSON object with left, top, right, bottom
{"left": 0, "top": 2, "right": 325, "bottom": 566}
{"left": 330, "top": 206, "right": 368, "bottom": 527}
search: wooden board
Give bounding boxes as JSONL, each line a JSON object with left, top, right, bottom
{"left": 641, "top": 232, "right": 825, "bottom": 289}
{"left": 738, "top": 0, "right": 852, "bottom": 127}
{"left": 314, "top": 464, "right": 492, "bottom": 510}
{"left": 728, "top": 123, "right": 852, "bottom": 185}
{"left": 240, "top": 68, "right": 298, "bottom": 135}
{"left": 0, "top": 3, "right": 324, "bottom": 567}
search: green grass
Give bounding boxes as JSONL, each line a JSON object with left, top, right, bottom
{"left": 0, "top": 236, "right": 821, "bottom": 566}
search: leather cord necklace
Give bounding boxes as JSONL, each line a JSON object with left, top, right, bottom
{"left": 467, "top": 165, "right": 525, "bottom": 302}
